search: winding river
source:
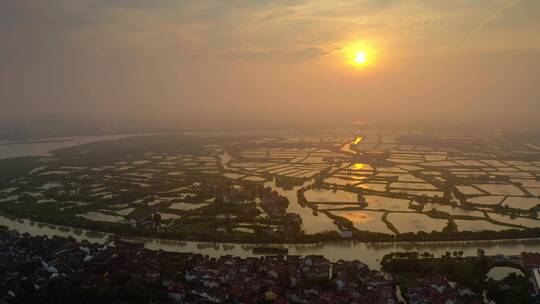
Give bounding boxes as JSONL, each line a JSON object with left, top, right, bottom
{"left": 2, "top": 214, "right": 540, "bottom": 270}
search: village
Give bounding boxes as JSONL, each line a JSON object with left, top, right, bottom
{"left": 1, "top": 225, "right": 540, "bottom": 303}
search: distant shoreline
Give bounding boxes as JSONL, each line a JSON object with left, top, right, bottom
{"left": 0, "top": 139, "right": 72, "bottom": 146}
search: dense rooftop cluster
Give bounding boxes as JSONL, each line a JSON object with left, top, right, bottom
{"left": 406, "top": 274, "right": 479, "bottom": 304}
{"left": 0, "top": 227, "right": 396, "bottom": 304}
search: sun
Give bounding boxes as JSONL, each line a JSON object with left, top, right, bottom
{"left": 342, "top": 42, "right": 375, "bottom": 68}
{"left": 354, "top": 52, "right": 367, "bottom": 64}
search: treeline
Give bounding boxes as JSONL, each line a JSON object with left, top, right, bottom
{"left": 381, "top": 251, "right": 490, "bottom": 286}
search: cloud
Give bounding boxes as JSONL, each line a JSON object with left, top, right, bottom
{"left": 0, "top": 0, "right": 539, "bottom": 129}
{"left": 469, "top": 0, "right": 520, "bottom": 38}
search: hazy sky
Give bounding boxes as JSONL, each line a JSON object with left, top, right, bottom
{"left": 1, "top": 0, "right": 540, "bottom": 129}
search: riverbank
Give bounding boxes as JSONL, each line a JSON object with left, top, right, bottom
{"left": 2, "top": 226, "right": 534, "bottom": 304}
{"left": 5, "top": 213, "right": 540, "bottom": 271}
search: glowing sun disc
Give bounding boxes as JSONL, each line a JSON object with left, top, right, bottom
{"left": 354, "top": 52, "right": 367, "bottom": 64}
{"left": 342, "top": 41, "right": 375, "bottom": 68}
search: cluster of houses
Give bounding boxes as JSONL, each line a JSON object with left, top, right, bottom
{"left": 217, "top": 185, "right": 303, "bottom": 238}
{"left": 405, "top": 274, "right": 479, "bottom": 304}
{"left": 0, "top": 228, "right": 104, "bottom": 303}
{"left": 216, "top": 184, "right": 288, "bottom": 218}
{"left": 521, "top": 252, "right": 540, "bottom": 295}
{"left": 218, "top": 186, "right": 251, "bottom": 205}
{"left": 10, "top": 223, "right": 540, "bottom": 304}
{"left": 0, "top": 227, "right": 396, "bottom": 304}
{"left": 259, "top": 187, "right": 290, "bottom": 217}
{"left": 183, "top": 254, "right": 396, "bottom": 304}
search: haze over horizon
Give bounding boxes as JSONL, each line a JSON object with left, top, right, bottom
{"left": 1, "top": 0, "right": 540, "bottom": 131}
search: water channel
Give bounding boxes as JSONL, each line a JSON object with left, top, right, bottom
{"left": 3, "top": 214, "right": 540, "bottom": 270}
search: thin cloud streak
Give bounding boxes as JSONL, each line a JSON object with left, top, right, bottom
{"left": 469, "top": 0, "right": 520, "bottom": 38}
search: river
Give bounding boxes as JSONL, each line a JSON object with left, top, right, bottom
{"left": 0, "top": 133, "right": 157, "bottom": 160}
{"left": 2, "top": 214, "right": 540, "bottom": 270}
